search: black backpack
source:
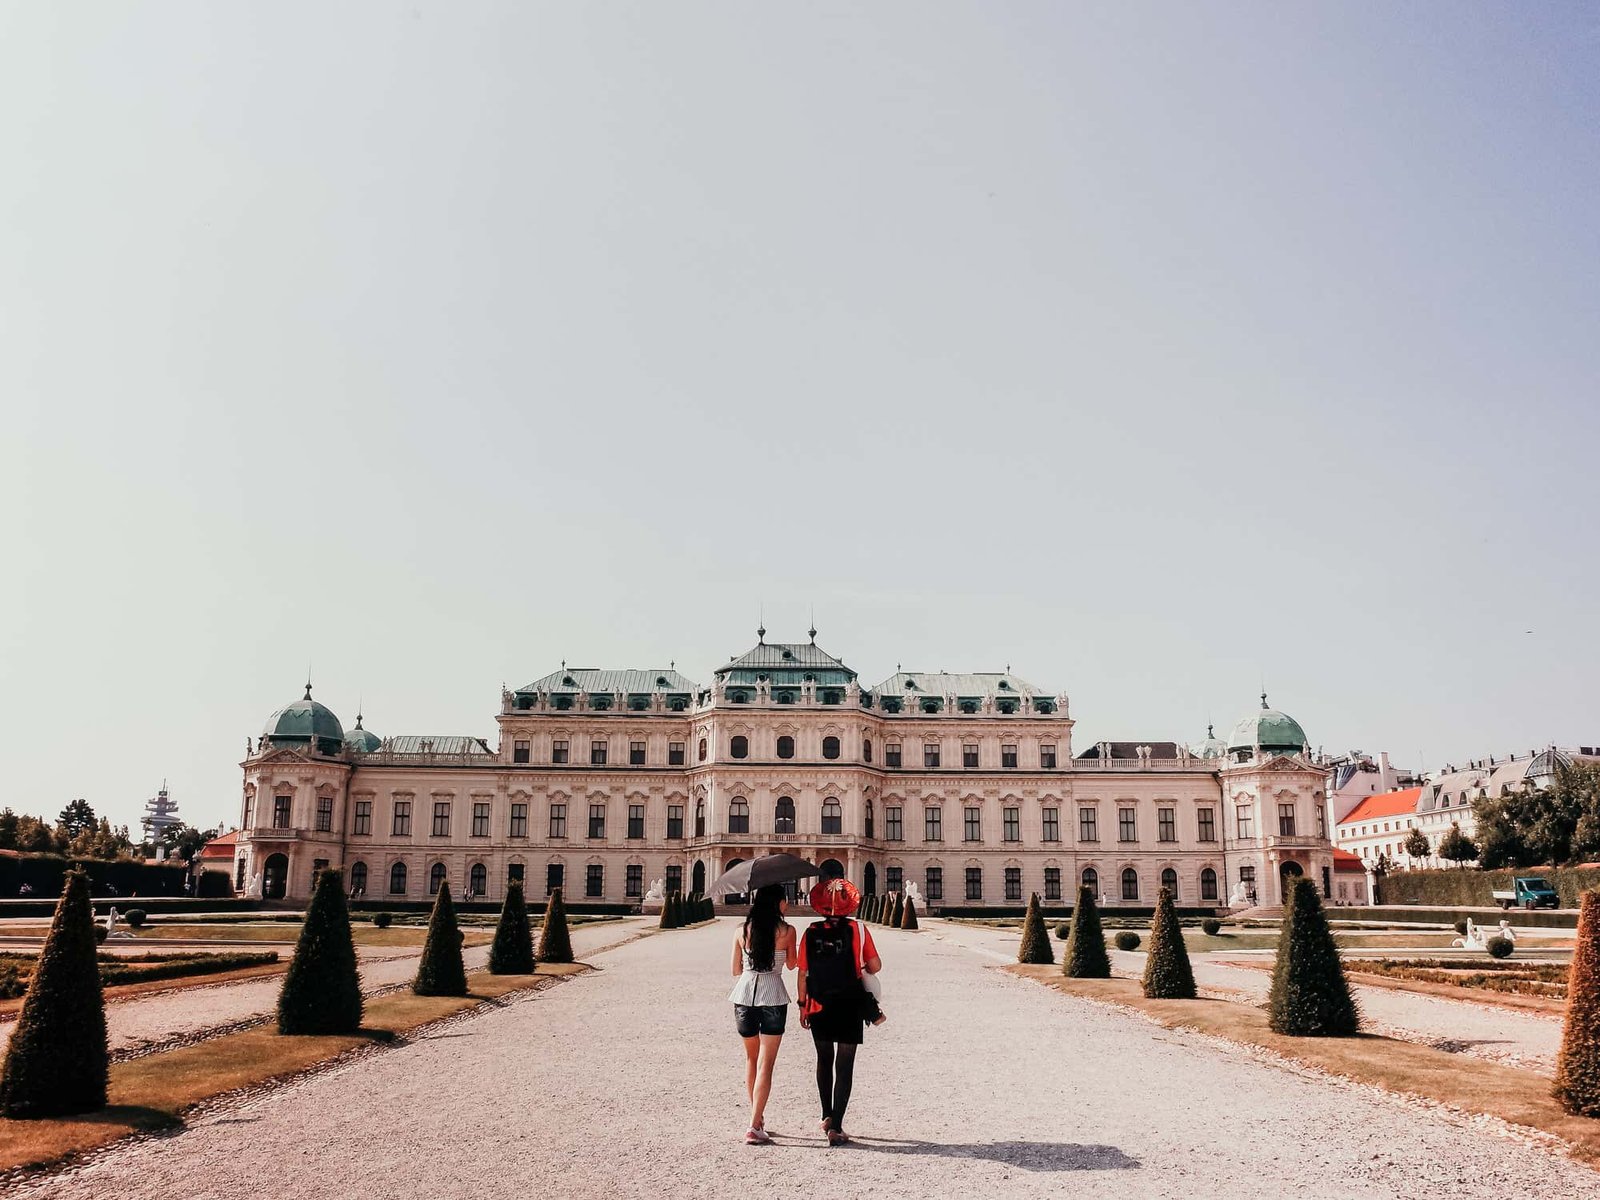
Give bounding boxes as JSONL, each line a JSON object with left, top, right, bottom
{"left": 805, "top": 918, "right": 860, "bottom": 1003}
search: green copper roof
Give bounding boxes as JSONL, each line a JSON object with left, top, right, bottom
{"left": 1190, "top": 724, "right": 1228, "bottom": 759}
{"left": 1227, "top": 696, "right": 1309, "bottom": 754}
{"left": 344, "top": 714, "right": 382, "bottom": 754}
{"left": 516, "top": 668, "right": 700, "bottom": 695}
{"left": 263, "top": 685, "right": 345, "bottom": 752}
{"left": 871, "top": 671, "right": 1046, "bottom": 698}
{"left": 715, "top": 640, "right": 856, "bottom": 680}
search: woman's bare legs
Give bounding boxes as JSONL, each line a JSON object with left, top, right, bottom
{"left": 742, "top": 1035, "right": 760, "bottom": 1108}
{"left": 751, "top": 1033, "right": 782, "bottom": 1130}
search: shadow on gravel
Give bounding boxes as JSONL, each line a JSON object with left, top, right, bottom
{"left": 849, "top": 1139, "right": 1139, "bottom": 1172}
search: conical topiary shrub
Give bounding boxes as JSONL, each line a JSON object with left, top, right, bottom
{"left": 538, "top": 886, "right": 574, "bottom": 963}
{"left": 1142, "top": 886, "right": 1196, "bottom": 999}
{"left": 1268, "top": 877, "right": 1359, "bottom": 1036}
{"left": 489, "top": 879, "right": 536, "bottom": 975}
{"left": 1064, "top": 885, "right": 1111, "bottom": 978}
{"left": 413, "top": 882, "right": 468, "bottom": 996}
{"left": 1554, "top": 889, "right": 1600, "bottom": 1115}
{"left": 1018, "top": 893, "right": 1054, "bottom": 964}
{"left": 658, "top": 892, "right": 674, "bottom": 930}
{"left": 872, "top": 895, "right": 884, "bottom": 923}
{"left": 900, "top": 894, "right": 919, "bottom": 931}
{"left": 890, "top": 893, "right": 904, "bottom": 927}
{"left": 669, "top": 891, "right": 682, "bottom": 929}
{"left": 863, "top": 894, "right": 876, "bottom": 923}
{"left": 278, "top": 867, "right": 363, "bottom": 1033}
{"left": 0, "top": 869, "right": 107, "bottom": 1117}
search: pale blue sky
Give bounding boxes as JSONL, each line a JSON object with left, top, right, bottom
{"left": 3, "top": 3, "right": 1597, "bottom": 832}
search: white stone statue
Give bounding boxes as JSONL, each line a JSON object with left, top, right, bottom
{"left": 105, "top": 907, "right": 118, "bottom": 936}
{"left": 249, "top": 871, "right": 263, "bottom": 899}
{"left": 905, "top": 881, "right": 924, "bottom": 907}
{"left": 1229, "top": 880, "right": 1250, "bottom": 907}
{"left": 644, "top": 877, "right": 665, "bottom": 903}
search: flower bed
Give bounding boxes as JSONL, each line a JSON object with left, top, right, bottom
{"left": 0, "top": 950, "right": 280, "bottom": 997}
{"left": 1343, "top": 957, "right": 1569, "bottom": 999}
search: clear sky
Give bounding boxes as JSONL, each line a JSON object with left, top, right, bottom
{"left": 3, "top": 3, "right": 1597, "bottom": 834}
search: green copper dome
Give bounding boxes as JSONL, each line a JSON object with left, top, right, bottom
{"left": 1227, "top": 695, "right": 1308, "bottom": 755}
{"left": 1190, "top": 724, "right": 1228, "bottom": 760}
{"left": 263, "top": 684, "right": 345, "bottom": 755}
{"left": 344, "top": 713, "right": 381, "bottom": 754}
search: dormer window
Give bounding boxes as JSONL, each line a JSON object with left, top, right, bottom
{"left": 997, "top": 680, "right": 1011, "bottom": 690}
{"left": 591, "top": 695, "right": 612, "bottom": 711}
{"left": 562, "top": 675, "right": 577, "bottom": 687}
{"left": 781, "top": 650, "right": 794, "bottom": 661}
{"left": 554, "top": 696, "right": 573, "bottom": 710}
{"left": 997, "top": 700, "right": 1017, "bottom": 714}
{"left": 656, "top": 676, "right": 669, "bottom": 687}
{"left": 776, "top": 691, "right": 796, "bottom": 704}
{"left": 921, "top": 699, "right": 939, "bottom": 714}
{"left": 730, "top": 691, "right": 749, "bottom": 704}
{"left": 960, "top": 700, "right": 978, "bottom": 714}
{"left": 903, "top": 679, "right": 917, "bottom": 690}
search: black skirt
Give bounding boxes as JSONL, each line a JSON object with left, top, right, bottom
{"left": 809, "top": 996, "right": 865, "bottom": 1045}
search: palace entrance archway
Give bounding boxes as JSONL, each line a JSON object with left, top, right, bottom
{"left": 863, "top": 862, "right": 877, "bottom": 895}
{"left": 263, "top": 853, "right": 289, "bottom": 900}
{"left": 1278, "top": 859, "right": 1303, "bottom": 904}
{"left": 692, "top": 860, "right": 706, "bottom": 896}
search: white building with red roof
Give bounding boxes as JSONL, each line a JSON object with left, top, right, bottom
{"left": 1334, "top": 786, "right": 1425, "bottom": 870}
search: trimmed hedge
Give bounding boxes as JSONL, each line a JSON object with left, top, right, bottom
{"left": 1334, "top": 905, "right": 1578, "bottom": 930}
{"left": 0, "top": 853, "right": 187, "bottom": 899}
{"left": 901, "top": 894, "right": 919, "bottom": 931}
{"left": 1018, "top": 894, "right": 1054, "bottom": 964}
{"left": 1064, "top": 886, "right": 1111, "bottom": 979}
{"left": 488, "top": 880, "right": 536, "bottom": 975}
{"left": 277, "top": 868, "right": 362, "bottom": 1034}
{"left": 1376, "top": 866, "right": 1600, "bottom": 909}
{"left": 1269, "top": 877, "right": 1359, "bottom": 1037}
{"left": 1486, "top": 936, "right": 1514, "bottom": 959}
{"left": 1055, "top": 922, "right": 1071, "bottom": 940}
{"left": 538, "top": 887, "right": 574, "bottom": 964}
{"left": 1201, "top": 918, "right": 1222, "bottom": 936}
{"left": 412, "top": 883, "right": 467, "bottom": 997}
{"left": 1554, "top": 890, "right": 1600, "bottom": 1116}
{"left": 1142, "top": 887, "right": 1196, "bottom": 1000}
{"left": 1114, "top": 931, "right": 1141, "bottom": 951}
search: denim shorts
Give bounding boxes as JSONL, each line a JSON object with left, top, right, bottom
{"left": 735, "top": 1003, "right": 788, "bottom": 1037}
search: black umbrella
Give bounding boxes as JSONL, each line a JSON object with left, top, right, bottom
{"left": 706, "top": 853, "right": 822, "bottom": 900}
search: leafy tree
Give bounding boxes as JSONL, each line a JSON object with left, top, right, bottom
{"left": 900, "top": 894, "right": 919, "bottom": 930}
{"left": 1474, "top": 793, "right": 1531, "bottom": 869}
{"left": 0, "top": 870, "right": 108, "bottom": 1115}
{"left": 1554, "top": 889, "right": 1600, "bottom": 1116}
{"left": 1142, "top": 887, "right": 1196, "bottom": 999}
{"left": 57, "top": 799, "right": 96, "bottom": 840}
{"left": 161, "top": 824, "right": 218, "bottom": 863}
{"left": 1402, "top": 827, "right": 1431, "bottom": 861}
{"left": 1371, "top": 851, "right": 1392, "bottom": 876}
{"left": 15, "top": 815, "right": 62, "bottom": 855}
{"left": 1063, "top": 886, "right": 1111, "bottom": 979}
{"left": 1017, "top": 893, "right": 1054, "bottom": 964}
{"left": 277, "top": 867, "right": 363, "bottom": 1034}
{"left": 538, "top": 886, "right": 574, "bottom": 964}
{"left": 1436, "top": 822, "right": 1478, "bottom": 867}
{"left": 0, "top": 808, "right": 18, "bottom": 850}
{"left": 489, "top": 879, "right": 536, "bottom": 974}
{"left": 1268, "top": 877, "right": 1359, "bottom": 1037}
{"left": 413, "top": 883, "right": 468, "bottom": 996}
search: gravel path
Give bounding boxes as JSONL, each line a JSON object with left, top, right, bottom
{"left": 927, "top": 920, "right": 1565, "bottom": 1075}
{"left": 16, "top": 918, "right": 1595, "bottom": 1199}
{"left": 0, "top": 919, "right": 647, "bottom": 1058}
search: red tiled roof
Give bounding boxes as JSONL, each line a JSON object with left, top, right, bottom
{"left": 1337, "top": 786, "right": 1423, "bottom": 828}
{"left": 196, "top": 831, "right": 237, "bottom": 860}
{"left": 1332, "top": 848, "right": 1365, "bottom": 873}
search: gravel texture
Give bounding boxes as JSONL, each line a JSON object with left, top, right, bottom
{"left": 14, "top": 917, "right": 1596, "bottom": 1199}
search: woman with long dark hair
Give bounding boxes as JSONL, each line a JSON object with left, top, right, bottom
{"left": 728, "top": 882, "right": 796, "bottom": 1144}
{"left": 797, "top": 878, "right": 882, "bottom": 1146}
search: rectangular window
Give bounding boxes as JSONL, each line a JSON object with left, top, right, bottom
{"left": 924, "top": 806, "right": 942, "bottom": 842}
{"left": 549, "top": 803, "right": 567, "bottom": 838}
{"left": 432, "top": 802, "right": 451, "bottom": 837}
{"left": 1197, "top": 808, "right": 1216, "bottom": 842}
{"left": 1078, "top": 807, "right": 1097, "bottom": 842}
{"left": 273, "top": 795, "right": 291, "bottom": 828}
{"left": 886, "top": 866, "right": 903, "bottom": 893}
{"left": 1318, "top": 805, "right": 1326, "bottom": 836}
{"left": 924, "top": 743, "right": 941, "bottom": 769}
{"left": 1044, "top": 866, "right": 1061, "bottom": 901}
{"left": 1118, "top": 807, "right": 1137, "bottom": 843}
{"left": 667, "top": 805, "right": 684, "bottom": 839}
{"left": 925, "top": 867, "right": 943, "bottom": 901}
{"left": 885, "top": 743, "right": 903, "bottom": 768}
{"left": 315, "top": 796, "right": 333, "bottom": 833}
{"left": 626, "top": 864, "right": 643, "bottom": 898}
{"left": 1004, "top": 867, "right": 1022, "bottom": 901}
{"left": 1040, "top": 744, "right": 1057, "bottom": 769}
{"left": 588, "top": 804, "right": 606, "bottom": 839}
{"left": 547, "top": 863, "right": 564, "bottom": 895}
{"left": 508, "top": 863, "right": 525, "bottom": 885}
{"left": 1237, "top": 805, "right": 1254, "bottom": 839}
{"left": 668, "top": 741, "right": 685, "bottom": 766}
{"left": 590, "top": 740, "right": 607, "bottom": 765}
{"left": 886, "top": 806, "right": 903, "bottom": 841}
{"left": 1158, "top": 807, "right": 1176, "bottom": 843}
{"left": 242, "top": 797, "right": 254, "bottom": 829}
{"left": 963, "top": 743, "right": 979, "bottom": 769}
{"left": 510, "top": 803, "right": 528, "bottom": 838}
{"left": 628, "top": 804, "right": 645, "bottom": 839}
{"left": 470, "top": 802, "right": 490, "bottom": 837}
{"left": 1278, "top": 803, "right": 1296, "bottom": 837}
{"left": 629, "top": 741, "right": 646, "bottom": 766}
{"left": 586, "top": 864, "right": 603, "bottom": 898}
{"left": 1003, "top": 807, "right": 1020, "bottom": 842}
{"left": 513, "top": 739, "right": 529, "bottom": 764}
{"left": 964, "top": 807, "right": 982, "bottom": 842}
{"left": 552, "top": 739, "right": 569, "bottom": 764}
{"left": 965, "top": 867, "right": 983, "bottom": 901}
{"left": 392, "top": 800, "right": 411, "bottom": 836}
{"left": 1042, "top": 807, "right": 1059, "bottom": 842}
{"left": 666, "top": 865, "right": 682, "bottom": 895}
{"left": 353, "top": 799, "right": 372, "bottom": 836}
{"left": 1001, "top": 744, "right": 1017, "bottom": 769}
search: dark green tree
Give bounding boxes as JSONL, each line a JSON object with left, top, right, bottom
{"left": 1142, "top": 886, "right": 1196, "bottom": 999}
{"left": 413, "top": 883, "right": 468, "bottom": 996}
{"left": 1402, "top": 826, "right": 1431, "bottom": 862}
{"left": 900, "top": 894, "right": 919, "bottom": 930}
{"left": 1063, "top": 885, "right": 1111, "bottom": 979}
{"left": 1436, "top": 822, "right": 1478, "bottom": 868}
{"left": 277, "top": 867, "right": 363, "bottom": 1033}
{"left": 57, "top": 798, "right": 96, "bottom": 840}
{"left": 1554, "top": 889, "right": 1600, "bottom": 1116}
{"left": 0, "top": 870, "right": 108, "bottom": 1116}
{"left": 488, "top": 879, "right": 536, "bottom": 974}
{"left": 538, "top": 886, "right": 574, "bottom": 964}
{"left": 1268, "top": 877, "right": 1359, "bottom": 1036}
{"left": 0, "top": 808, "right": 19, "bottom": 851}
{"left": 1018, "top": 893, "right": 1053, "bottom": 963}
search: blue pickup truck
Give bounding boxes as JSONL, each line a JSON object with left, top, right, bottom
{"left": 1492, "top": 877, "right": 1560, "bottom": 910}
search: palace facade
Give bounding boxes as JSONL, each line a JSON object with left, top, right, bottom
{"left": 235, "top": 633, "right": 1335, "bottom": 908}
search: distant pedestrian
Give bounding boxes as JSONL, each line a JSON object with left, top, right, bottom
{"left": 798, "top": 878, "right": 883, "bottom": 1146}
{"left": 729, "top": 883, "right": 796, "bottom": 1145}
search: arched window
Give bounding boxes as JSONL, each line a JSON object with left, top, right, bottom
{"left": 1081, "top": 866, "right": 1097, "bottom": 894}
{"left": 775, "top": 797, "right": 796, "bottom": 834}
{"left": 728, "top": 797, "right": 750, "bottom": 834}
{"left": 698, "top": 737, "right": 708, "bottom": 762}
{"left": 694, "top": 799, "right": 706, "bottom": 837}
{"left": 822, "top": 736, "right": 841, "bottom": 760}
{"left": 1160, "top": 867, "right": 1178, "bottom": 899}
{"left": 430, "top": 862, "right": 447, "bottom": 895}
{"left": 470, "top": 862, "right": 487, "bottom": 896}
{"left": 730, "top": 735, "right": 748, "bottom": 759}
{"left": 1121, "top": 868, "right": 1139, "bottom": 901}
{"left": 776, "top": 735, "right": 795, "bottom": 759}
{"left": 864, "top": 798, "right": 875, "bottom": 839}
{"left": 349, "top": 861, "right": 368, "bottom": 895}
{"left": 863, "top": 737, "right": 873, "bottom": 763}
{"left": 389, "top": 861, "right": 407, "bottom": 894}
{"left": 821, "top": 799, "right": 842, "bottom": 835}
{"left": 1200, "top": 867, "right": 1218, "bottom": 901}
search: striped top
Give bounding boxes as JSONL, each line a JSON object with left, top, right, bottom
{"left": 728, "top": 946, "right": 791, "bottom": 1007}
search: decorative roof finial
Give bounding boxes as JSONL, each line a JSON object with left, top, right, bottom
{"left": 808, "top": 605, "right": 817, "bottom": 643}
{"left": 1261, "top": 691, "right": 1269, "bottom": 709}
{"left": 1207, "top": 723, "right": 1215, "bottom": 738}
{"left": 757, "top": 602, "right": 766, "bottom": 644}
{"left": 304, "top": 679, "right": 313, "bottom": 700}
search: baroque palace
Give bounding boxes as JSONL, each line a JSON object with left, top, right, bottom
{"left": 236, "top": 632, "right": 1335, "bottom": 908}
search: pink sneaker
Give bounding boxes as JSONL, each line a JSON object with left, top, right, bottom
{"left": 745, "top": 1127, "right": 772, "bottom": 1145}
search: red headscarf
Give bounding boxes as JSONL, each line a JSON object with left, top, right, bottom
{"left": 808, "top": 878, "right": 861, "bottom": 917}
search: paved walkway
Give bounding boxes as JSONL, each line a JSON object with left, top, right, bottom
{"left": 15, "top": 918, "right": 1595, "bottom": 1198}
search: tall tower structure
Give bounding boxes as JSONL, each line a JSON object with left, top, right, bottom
{"left": 142, "top": 783, "right": 184, "bottom": 858}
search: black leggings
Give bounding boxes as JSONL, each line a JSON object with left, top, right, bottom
{"left": 812, "top": 1034, "right": 858, "bottom": 1129}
